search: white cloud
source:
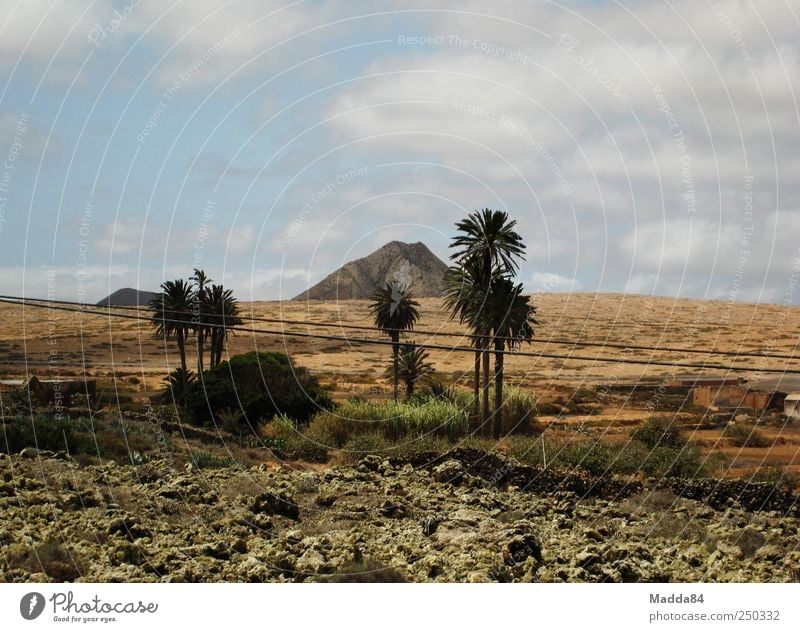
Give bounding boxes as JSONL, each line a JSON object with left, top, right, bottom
{"left": 528, "top": 272, "right": 583, "bottom": 293}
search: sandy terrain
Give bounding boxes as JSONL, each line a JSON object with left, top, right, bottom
{"left": 1, "top": 292, "right": 800, "bottom": 392}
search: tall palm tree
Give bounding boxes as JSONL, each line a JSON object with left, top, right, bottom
{"left": 394, "top": 342, "right": 435, "bottom": 400}
{"left": 447, "top": 209, "right": 526, "bottom": 427}
{"left": 205, "top": 284, "right": 242, "bottom": 368}
{"left": 190, "top": 268, "right": 213, "bottom": 373}
{"left": 369, "top": 282, "right": 420, "bottom": 402}
{"left": 442, "top": 261, "right": 486, "bottom": 421}
{"left": 478, "top": 277, "right": 537, "bottom": 438}
{"left": 149, "top": 278, "right": 194, "bottom": 373}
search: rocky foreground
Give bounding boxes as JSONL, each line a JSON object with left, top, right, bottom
{"left": 1, "top": 450, "right": 799, "bottom": 583}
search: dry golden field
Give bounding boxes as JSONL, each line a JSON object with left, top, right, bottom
{"left": 2, "top": 292, "right": 800, "bottom": 482}
{"left": 2, "top": 292, "right": 800, "bottom": 390}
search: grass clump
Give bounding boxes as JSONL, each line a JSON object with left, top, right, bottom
{"left": 507, "top": 432, "right": 709, "bottom": 479}
{"left": 189, "top": 451, "right": 237, "bottom": 469}
{"left": 308, "top": 399, "right": 469, "bottom": 447}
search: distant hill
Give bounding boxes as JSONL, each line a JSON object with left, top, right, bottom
{"left": 96, "top": 288, "right": 158, "bottom": 306}
{"left": 293, "top": 241, "right": 449, "bottom": 301}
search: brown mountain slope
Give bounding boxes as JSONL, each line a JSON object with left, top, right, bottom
{"left": 293, "top": 241, "right": 449, "bottom": 300}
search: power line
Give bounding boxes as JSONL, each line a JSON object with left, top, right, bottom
{"left": 3, "top": 294, "right": 799, "bottom": 362}
{"left": 2, "top": 295, "right": 800, "bottom": 375}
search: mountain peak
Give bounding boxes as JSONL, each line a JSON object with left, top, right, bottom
{"left": 293, "top": 241, "right": 448, "bottom": 300}
{"left": 96, "top": 288, "right": 158, "bottom": 306}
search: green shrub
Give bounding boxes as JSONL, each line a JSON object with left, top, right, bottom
{"left": 631, "top": 417, "right": 687, "bottom": 450}
{"left": 261, "top": 415, "right": 329, "bottom": 463}
{"left": 500, "top": 387, "right": 539, "bottom": 435}
{"left": 723, "top": 424, "right": 770, "bottom": 448}
{"left": 411, "top": 382, "right": 473, "bottom": 410}
{"left": 307, "top": 399, "right": 470, "bottom": 446}
{"left": 186, "top": 352, "right": 333, "bottom": 427}
{"left": 507, "top": 434, "right": 708, "bottom": 479}
{"left": 189, "top": 451, "right": 237, "bottom": 469}
{"left": 341, "top": 432, "right": 392, "bottom": 462}
{"left": 1, "top": 415, "right": 94, "bottom": 455}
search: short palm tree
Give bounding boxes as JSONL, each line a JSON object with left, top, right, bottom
{"left": 369, "top": 282, "right": 420, "bottom": 402}
{"left": 478, "top": 277, "right": 537, "bottom": 438}
{"left": 149, "top": 278, "right": 195, "bottom": 373}
{"left": 393, "top": 342, "right": 435, "bottom": 400}
{"left": 162, "top": 366, "right": 196, "bottom": 406}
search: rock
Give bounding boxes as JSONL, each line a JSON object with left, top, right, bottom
{"left": 576, "top": 547, "right": 601, "bottom": 569}
{"left": 432, "top": 460, "right": 464, "bottom": 484}
{"left": 251, "top": 492, "right": 299, "bottom": 520}
{"left": 107, "top": 517, "right": 151, "bottom": 541}
{"left": 420, "top": 515, "right": 442, "bottom": 536}
{"left": 504, "top": 534, "right": 542, "bottom": 566}
{"left": 315, "top": 492, "right": 336, "bottom": 507}
{"left": 754, "top": 544, "right": 782, "bottom": 562}
{"left": 584, "top": 528, "right": 605, "bottom": 542}
{"left": 379, "top": 499, "right": 406, "bottom": 519}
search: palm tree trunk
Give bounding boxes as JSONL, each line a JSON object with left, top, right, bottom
{"left": 481, "top": 335, "right": 491, "bottom": 436}
{"left": 392, "top": 334, "right": 399, "bottom": 403}
{"left": 493, "top": 338, "right": 504, "bottom": 439}
{"left": 473, "top": 344, "right": 481, "bottom": 425}
{"left": 176, "top": 328, "right": 187, "bottom": 373}
{"left": 214, "top": 330, "right": 223, "bottom": 367}
{"left": 197, "top": 329, "right": 204, "bottom": 374}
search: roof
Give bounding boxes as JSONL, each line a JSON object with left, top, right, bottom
{"left": 747, "top": 377, "right": 800, "bottom": 393}
{"left": 784, "top": 393, "right": 800, "bottom": 401}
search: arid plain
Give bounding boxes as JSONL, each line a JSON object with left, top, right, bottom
{"left": 2, "top": 292, "right": 800, "bottom": 482}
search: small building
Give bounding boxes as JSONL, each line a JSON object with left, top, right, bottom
{"left": 692, "top": 376, "right": 800, "bottom": 416}
{"left": 691, "top": 384, "right": 778, "bottom": 411}
{"left": 784, "top": 393, "right": 800, "bottom": 420}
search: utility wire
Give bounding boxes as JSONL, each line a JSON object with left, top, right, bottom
{"left": 2, "top": 294, "right": 799, "bottom": 361}
{"left": 2, "top": 295, "right": 800, "bottom": 375}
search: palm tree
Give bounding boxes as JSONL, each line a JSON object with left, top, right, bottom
{"left": 442, "top": 261, "right": 486, "bottom": 422}
{"left": 447, "top": 209, "right": 526, "bottom": 428}
{"left": 394, "top": 342, "right": 435, "bottom": 400}
{"left": 369, "top": 282, "right": 420, "bottom": 402}
{"left": 162, "top": 366, "right": 196, "bottom": 406}
{"left": 205, "top": 284, "right": 242, "bottom": 368}
{"left": 190, "top": 269, "right": 213, "bottom": 373}
{"left": 479, "top": 277, "right": 537, "bottom": 438}
{"left": 149, "top": 278, "right": 194, "bottom": 373}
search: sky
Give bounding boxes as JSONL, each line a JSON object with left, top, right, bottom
{"left": 0, "top": 0, "right": 798, "bottom": 304}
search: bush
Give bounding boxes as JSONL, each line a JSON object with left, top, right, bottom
{"left": 341, "top": 432, "right": 392, "bottom": 463}
{"left": 186, "top": 352, "right": 333, "bottom": 427}
{"left": 631, "top": 417, "right": 687, "bottom": 450}
{"left": 1, "top": 415, "right": 94, "bottom": 456}
{"left": 260, "top": 416, "right": 329, "bottom": 463}
{"left": 723, "top": 424, "right": 770, "bottom": 448}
